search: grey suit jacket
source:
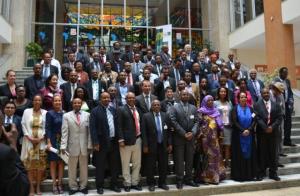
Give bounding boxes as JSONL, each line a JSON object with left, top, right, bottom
{"left": 169, "top": 103, "right": 198, "bottom": 145}
{"left": 61, "top": 110, "right": 92, "bottom": 156}
{"left": 135, "top": 94, "right": 157, "bottom": 114}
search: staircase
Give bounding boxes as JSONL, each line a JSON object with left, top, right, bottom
{"left": 41, "top": 116, "right": 300, "bottom": 195}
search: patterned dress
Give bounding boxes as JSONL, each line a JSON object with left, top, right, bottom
{"left": 195, "top": 114, "right": 226, "bottom": 184}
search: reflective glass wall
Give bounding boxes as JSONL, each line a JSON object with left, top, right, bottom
{"left": 32, "top": 0, "right": 209, "bottom": 62}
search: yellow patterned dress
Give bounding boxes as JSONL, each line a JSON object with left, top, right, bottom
{"left": 23, "top": 113, "right": 47, "bottom": 170}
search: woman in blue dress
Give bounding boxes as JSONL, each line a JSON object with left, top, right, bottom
{"left": 45, "top": 94, "right": 64, "bottom": 194}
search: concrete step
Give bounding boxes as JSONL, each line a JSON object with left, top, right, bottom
{"left": 291, "top": 136, "right": 300, "bottom": 144}
{"left": 41, "top": 174, "right": 300, "bottom": 195}
{"left": 282, "top": 144, "right": 300, "bottom": 154}
{"left": 292, "top": 122, "right": 300, "bottom": 129}
{"left": 292, "top": 116, "right": 300, "bottom": 121}
{"left": 279, "top": 153, "right": 300, "bottom": 164}
{"left": 291, "top": 129, "right": 300, "bottom": 136}
{"left": 277, "top": 163, "right": 300, "bottom": 176}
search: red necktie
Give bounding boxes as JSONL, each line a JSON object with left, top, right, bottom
{"left": 132, "top": 108, "right": 140, "bottom": 136}
{"left": 76, "top": 112, "right": 81, "bottom": 125}
{"left": 265, "top": 102, "right": 270, "bottom": 125}
{"left": 127, "top": 74, "right": 132, "bottom": 85}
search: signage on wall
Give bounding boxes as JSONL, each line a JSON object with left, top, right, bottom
{"left": 156, "top": 24, "right": 172, "bottom": 53}
{"left": 70, "top": 28, "right": 77, "bottom": 36}
{"left": 255, "top": 65, "right": 268, "bottom": 73}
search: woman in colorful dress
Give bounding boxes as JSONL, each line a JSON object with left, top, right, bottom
{"left": 39, "top": 74, "right": 63, "bottom": 111}
{"left": 214, "top": 87, "right": 233, "bottom": 167}
{"left": 21, "top": 94, "right": 47, "bottom": 196}
{"left": 45, "top": 95, "right": 64, "bottom": 194}
{"left": 196, "top": 95, "right": 226, "bottom": 184}
{"left": 231, "top": 91, "right": 257, "bottom": 181}
{"left": 234, "top": 78, "right": 253, "bottom": 107}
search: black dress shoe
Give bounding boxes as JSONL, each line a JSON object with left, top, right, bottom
{"left": 278, "top": 163, "right": 285, "bottom": 168}
{"left": 80, "top": 188, "right": 88, "bottom": 194}
{"left": 176, "top": 183, "right": 183, "bottom": 189}
{"left": 97, "top": 187, "right": 104, "bottom": 194}
{"left": 124, "top": 186, "right": 131, "bottom": 192}
{"left": 270, "top": 175, "right": 281, "bottom": 181}
{"left": 148, "top": 185, "right": 155, "bottom": 192}
{"left": 279, "top": 153, "right": 288, "bottom": 157}
{"left": 186, "top": 181, "right": 199, "bottom": 187}
{"left": 69, "top": 189, "right": 77, "bottom": 195}
{"left": 284, "top": 142, "right": 297, "bottom": 147}
{"left": 131, "top": 185, "right": 142, "bottom": 191}
{"left": 158, "top": 184, "right": 169, "bottom": 190}
{"left": 110, "top": 186, "right": 121, "bottom": 193}
{"left": 256, "top": 176, "right": 263, "bottom": 181}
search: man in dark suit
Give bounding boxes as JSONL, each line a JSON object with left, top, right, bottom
{"left": 24, "top": 63, "right": 44, "bottom": 100}
{"left": 0, "top": 118, "right": 30, "bottom": 196}
{"left": 110, "top": 50, "right": 124, "bottom": 73}
{"left": 117, "top": 92, "right": 143, "bottom": 192}
{"left": 62, "top": 51, "right": 76, "bottom": 70}
{"left": 41, "top": 52, "right": 59, "bottom": 81}
{"left": 207, "top": 64, "right": 221, "bottom": 89}
{"left": 152, "top": 55, "right": 164, "bottom": 76}
{"left": 169, "top": 59, "right": 184, "bottom": 85}
{"left": 247, "top": 69, "right": 265, "bottom": 102}
{"left": 90, "top": 92, "right": 121, "bottom": 194}
{"left": 154, "top": 66, "right": 176, "bottom": 101}
{"left": 85, "top": 52, "right": 103, "bottom": 78}
{"left": 141, "top": 100, "right": 172, "bottom": 192}
{"left": 180, "top": 51, "right": 192, "bottom": 71}
{"left": 160, "top": 45, "right": 172, "bottom": 66}
{"left": 143, "top": 49, "right": 156, "bottom": 65}
{"left": 123, "top": 62, "right": 139, "bottom": 94}
{"left": 135, "top": 80, "right": 157, "bottom": 115}
{"left": 191, "top": 62, "right": 202, "bottom": 85}
{"left": 84, "top": 69, "right": 107, "bottom": 109}
{"left": 197, "top": 52, "right": 211, "bottom": 77}
{"left": 2, "top": 101, "right": 22, "bottom": 153}
{"left": 169, "top": 90, "right": 199, "bottom": 189}
{"left": 273, "top": 67, "right": 295, "bottom": 146}
{"left": 235, "top": 61, "right": 248, "bottom": 80}
{"left": 60, "top": 71, "right": 83, "bottom": 111}
{"left": 254, "top": 88, "right": 283, "bottom": 181}
{"left": 114, "top": 71, "right": 135, "bottom": 106}
{"left": 160, "top": 87, "right": 176, "bottom": 113}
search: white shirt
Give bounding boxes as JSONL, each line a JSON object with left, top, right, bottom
{"left": 138, "top": 73, "right": 158, "bottom": 84}
{"left": 92, "top": 80, "right": 99, "bottom": 100}
{"left": 264, "top": 100, "right": 271, "bottom": 114}
{"left": 4, "top": 115, "right": 13, "bottom": 124}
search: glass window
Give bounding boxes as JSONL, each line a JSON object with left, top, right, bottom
{"left": 35, "top": 0, "right": 54, "bottom": 23}
{"left": 56, "top": 0, "right": 78, "bottom": 24}
{"left": 172, "top": 29, "right": 189, "bottom": 55}
{"left": 170, "top": 0, "right": 189, "bottom": 28}
{"left": 191, "top": 0, "right": 202, "bottom": 28}
{"left": 243, "top": 0, "right": 254, "bottom": 23}
{"left": 126, "top": 0, "right": 146, "bottom": 26}
{"left": 255, "top": 0, "right": 264, "bottom": 16}
{"left": 34, "top": 24, "right": 53, "bottom": 51}
{"left": 103, "top": 0, "right": 124, "bottom": 25}
{"left": 80, "top": 0, "right": 101, "bottom": 24}
{"left": 148, "top": 0, "right": 168, "bottom": 26}
{"left": 123, "top": 27, "right": 147, "bottom": 46}
{"left": 233, "top": 0, "right": 242, "bottom": 28}
{"left": 78, "top": 25, "right": 102, "bottom": 53}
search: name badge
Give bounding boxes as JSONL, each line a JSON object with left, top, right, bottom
{"left": 190, "top": 115, "right": 194, "bottom": 119}
{"left": 251, "top": 113, "right": 256, "bottom": 118}
{"left": 204, "top": 69, "right": 208, "bottom": 73}
{"left": 102, "top": 89, "right": 105, "bottom": 92}
{"left": 48, "top": 93, "right": 53, "bottom": 97}
{"left": 164, "top": 125, "right": 168, "bottom": 130}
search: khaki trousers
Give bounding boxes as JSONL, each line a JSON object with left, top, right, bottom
{"left": 119, "top": 138, "right": 142, "bottom": 186}
{"left": 68, "top": 154, "right": 88, "bottom": 190}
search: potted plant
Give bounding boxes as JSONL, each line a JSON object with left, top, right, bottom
{"left": 25, "top": 42, "right": 43, "bottom": 67}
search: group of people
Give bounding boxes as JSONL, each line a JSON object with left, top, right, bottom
{"left": 0, "top": 42, "right": 295, "bottom": 195}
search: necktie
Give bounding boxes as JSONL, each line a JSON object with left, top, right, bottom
{"left": 95, "top": 63, "right": 100, "bottom": 71}
{"left": 7, "top": 116, "right": 11, "bottom": 124}
{"left": 76, "top": 112, "right": 80, "bottom": 125}
{"left": 265, "top": 102, "right": 270, "bottom": 125}
{"left": 145, "top": 95, "right": 150, "bottom": 110}
{"left": 155, "top": 113, "right": 163, "bottom": 143}
{"left": 106, "top": 107, "right": 115, "bottom": 137}
{"left": 175, "top": 69, "right": 180, "bottom": 82}
{"left": 252, "top": 80, "right": 260, "bottom": 97}
{"left": 135, "top": 63, "right": 139, "bottom": 74}
{"left": 71, "top": 83, "right": 75, "bottom": 100}
{"left": 127, "top": 74, "right": 132, "bottom": 85}
{"left": 44, "top": 66, "right": 49, "bottom": 79}
{"left": 132, "top": 108, "right": 140, "bottom": 136}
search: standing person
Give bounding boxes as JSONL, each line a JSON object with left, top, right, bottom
{"left": 199, "top": 78, "right": 210, "bottom": 104}
{"left": 273, "top": 67, "right": 295, "bottom": 146}
{"left": 90, "top": 92, "right": 121, "bottom": 194}
{"left": 24, "top": 63, "right": 45, "bottom": 100}
{"left": 231, "top": 92, "right": 257, "bottom": 181}
{"left": 14, "top": 85, "right": 32, "bottom": 117}
{"left": 135, "top": 80, "right": 157, "bottom": 114}
{"left": 39, "top": 74, "right": 63, "bottom": 111}
{"left": 117, "top": 92, "right": 143, "bottom": 192}
{"left": 169, "top": 90, "right": 199, "bottom": 189}
{"left": 41, "top": 52, "right": 59, "bottom": 81}
{"left": 60, "top": 98, "right": 92, "bottom": 195}
{"left": 141, "top": 100, "right": 172, "bottom": 192}
{"left": 254, "top": 88, "right": 283, "bottom": 181}
{"left": 234, "top": 79, "right": 253, "bottom": 107}
{"left": 0, "top": 70, "right": 17, "bottom": 100}
{"left": 160, "top": 87, "right": 175, "bottom": 113}
{"left": 21, "top": 95, "right": 47, "bottom": 196}
{"left": 196, "top": 95, "right": 226, "bottom": 184}
{"left": 247, "top": 69, "right": 264, "bottom": 102}
{"left": 214, "top": 87, "right": 233, "bottom": 167}
{"left": 45, "top": 95, "right": 64, "bottom": 194}
{"left": 73, "top": 87, "right": 92, "bottom": 113}
{"left": 74, "top": 60, "right": 89, "bottom": 85}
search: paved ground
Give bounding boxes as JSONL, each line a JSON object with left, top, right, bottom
{"left": 211, "top": 187, "right": 300, "bottom": 196}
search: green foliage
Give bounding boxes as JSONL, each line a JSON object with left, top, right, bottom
{"left": 25, "top": 42, "right": 43, "bottom": 60}
{"left": 263, "top": 68, "right": 279, "bottom": 87}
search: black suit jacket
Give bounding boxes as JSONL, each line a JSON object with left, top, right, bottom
{"left": 0, "top": 144, "right": 29, "bottom": 196}
{"left": 141, "top": 112, "right": 172, "bottom": 153}
{"left": 0, "top": 84, "right": 16, "bottom": 100}
{"left": 84, "top": 79, "right": 107, "bottom": 107}
{"left": 24, "top": 75, "right": 44, "bottom": 100}
{"left": 41, "top": 64, "right": 59, "bottom": 77}
{"left": 117, "top": 105, "right": 142, "bottom": 145}
{"left": 154, "top": 78, "right": 176, "bottom": 101}
{"left": 169, "top": 67, "right": 184, "bottom": 81}
{"left": 90, "top": 105, "right": 119, "bottom": 150}
{"left": 114, "top": 83, "right": 135, "bottom": 106}
{"left": 135, "top": 94, "right": 157, "bottom": 114}
{"left": 60, "top": 82, "right": 84, "bottom": 111}
{"left": 110, "top": 59, "right": 124, "bottom": 73}
{"left": 254, "top": 99, "right": 283, "bottom": 136}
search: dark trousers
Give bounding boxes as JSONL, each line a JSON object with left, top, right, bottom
{"left": 257, "top": 134, "right": 278, "bottom": 176}
{"left": 94, "top": 139, "right": 121, "bottom": 188}
{"left": 284, "top": 104, "right": 292, "bottom": 144}
{"left": 173, "top": 142, "right": 194, "bottom": 182}
{"left": 146, "top": 143, "right": 168, "bottom": 186}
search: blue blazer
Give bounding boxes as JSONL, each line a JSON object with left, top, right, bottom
{"left": 247, "top": 79, "right": 265, "bottom": 102}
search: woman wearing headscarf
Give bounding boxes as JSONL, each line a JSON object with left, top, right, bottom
{"left": 231, "top": 91, "right": 257, "bottom": 181}
{"left": 195, "top": 95, "right": 226, "bottom": 185}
